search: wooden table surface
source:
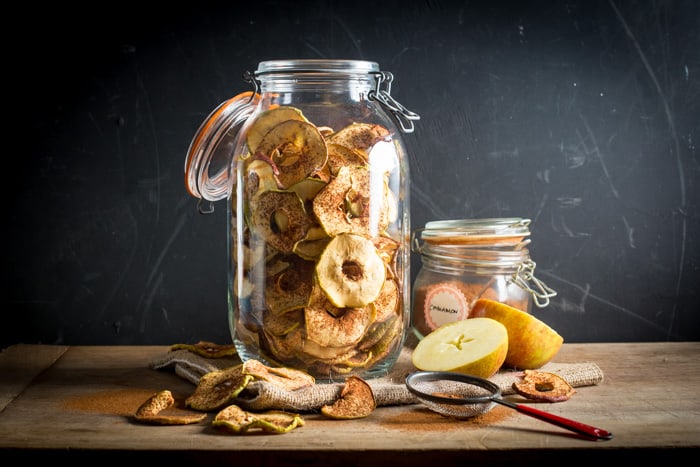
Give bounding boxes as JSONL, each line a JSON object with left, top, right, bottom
{"left": 1, "top": 342, "right": 699, "bottom": 464}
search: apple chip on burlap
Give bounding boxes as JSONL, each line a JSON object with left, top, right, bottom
{"left": 150, "top": 334, "right": 604, "bottom": 413}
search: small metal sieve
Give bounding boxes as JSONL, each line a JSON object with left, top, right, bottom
{"left": 405, "top": 371, "right": 613, "bottom": 440}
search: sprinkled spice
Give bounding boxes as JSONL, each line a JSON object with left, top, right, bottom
{"left": 61, "top": 389, "right": 181, "bottom": 417}
{"left": 379, "top": 405, "right": 514, "bottom": 431}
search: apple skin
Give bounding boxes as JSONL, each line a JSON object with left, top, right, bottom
{"left": 470, "top": 298, "right": 563, "bottom": 369}
{"left": 411, "top": 317, "right": 508, "bottom": 378}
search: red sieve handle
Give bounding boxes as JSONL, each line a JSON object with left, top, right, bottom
{"left": 513, "top": 403, "right": 613, "bottom": 440}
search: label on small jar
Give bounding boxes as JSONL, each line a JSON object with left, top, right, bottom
{"left": 422, "top": 282, "right": 470, "bottom": 331}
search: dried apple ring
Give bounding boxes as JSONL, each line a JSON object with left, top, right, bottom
{"left": 304, "top": 283, "right": 375, "bottom": 348}
{"left": 315, "top": 233, "right": 386, "bottom": 308}
{"left": 245, "top": 106, "right": 308, "bottom": 154}
{"left": 170, "top": 341, "right": 238, "bottom": 358}
{"left": 186, "top": 365, "right": 254, "bottom": 412}
{"left": 326, "top": 143, "right": 368, "bottom": 175}
{"left": 328, "top": 122, "right": 390, "bottom": 156}
{"left": 255, "top": 119, "right": 328, "bottom": 189}
{"left": 213, "top": 404, "right": 305, "bottom": 434}
{"left": 264, "top": 254, "right": 315, "bottom": 315}
{"left": 250, "top": 190, "right": 314, "bottom": 254}
{"left": 512, "top": 369, "right": 576, "bottom": 402}
{"left": 242, "top": 359, "right": 315, "bottom": 391}
{"left": 320, "top": 375, "right": 376, "bottom": 419}
{"left": 312, "top": 165, "right": 393, "bottom": 238}
{"left": 134, "top": 389, "right": 207, "bottom": 425}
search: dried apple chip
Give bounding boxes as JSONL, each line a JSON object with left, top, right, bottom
{"left": 250, "top": 190, "right": 314, "bottom": 254}
{"left": 372, "top": 277, "right": 399, "bottom": 323}
{"left": 512, "top": 369, "right": 576, "bottom": 402}
{"left": 326, "top": 143, "right": 368, "bottom": 175}
{"left": 320, "top": 376, "right": 376, "bottom": 419}
{"left": 315, "top": 233, "right": 386, "bottom": 308}
{"left": 264, "top": 254, "right": 315, "bottom": 315}
{"left": 245, "top": 106, "right": 308, "bottom": 154}
{"left": 328, "top": 122, "right": 390, "bottom": 156}
{"left": 185, "top": 365, "right": 254, "bottom": 411}
{"left": 255, "top": 119, "right": 328, "bottom": 189}
{"left": 134, "top": 390, "right": 207, "bottom": 425}
{"left": 304, "top": 283, "right": 375, "bottom": 348}
{"left": 312, "top": 165, "right": 393, "bottom": 238}
{"left": 170, "top": 341, "right": 238, "bottom": 358}
{"left": 241, "top": 359, "right": 315, "bottom": 391}
{"left": 213, "top": 404, "right": 305, "bottom": 434}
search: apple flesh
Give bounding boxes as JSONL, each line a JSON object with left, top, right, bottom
{"left": 470, "top": 298, "right": 563, "bottom": 369}
{"left": 411, "top": 317, "right": 508, "bottom": 378}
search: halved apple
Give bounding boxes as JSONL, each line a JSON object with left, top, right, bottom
{"left": 470, "top": 298, "right": 563, "bottom": 369}
{"left": 411, "top": 317, "right": 508, "bottom": 378}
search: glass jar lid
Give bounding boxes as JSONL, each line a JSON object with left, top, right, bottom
{"left": 254, "top": 59, "right": 380, "bottom": 75}
{"left": 416, "top": 218, "right": 532, "bottom": 247}
{"left": 184, "top": 91, "right": 259, "bottom": 211}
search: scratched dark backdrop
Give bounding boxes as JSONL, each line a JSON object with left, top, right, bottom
{"left": 4, "top": 0, "right": 698, "bottom": 348}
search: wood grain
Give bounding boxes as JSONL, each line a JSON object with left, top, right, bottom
{"left": 1, "top": 343, "right": 698, "bottom": 464}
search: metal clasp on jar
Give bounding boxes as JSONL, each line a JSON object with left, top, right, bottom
{"left": 369, "top": 71, "right": 421, "bottom": 133}
{"left": 511, "top": 259, "right": 558, "bottom": 307}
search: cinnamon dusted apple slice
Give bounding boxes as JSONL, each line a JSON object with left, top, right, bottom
{"left": 245, "top": 106, "right": 308, "bottom": 154}
{"left": 262, "top": 308, "right": 302, "bottom": 337}
{"left": 304, "top": 283, "right": 375, "bottom": 348}
{"left": 243, "top": 159, "right": 278, "bottom": 201}
{"left": 315, "top": 233, "right": 386, "bottom": 308}
{"left": 288, "top": 177, "right": 327, "bottom": 212}
{"left": 255, "top": 119, "right": 328, "bottom": 189}
{"left": 213, "top": 404, "right": 305, "bottom": 434}
{"left": 328, "top": 122, "right": 391, "bottom": 156}
{"left": 186, "top": 365, "right": 254, "bottom": 412}
{"left": 512, "top": 369, "right": 576, "bottom": 402}
{"left": 249, "top": 190, "right": 314, "bottom": 254}
{"left": 326, "top": 143, "right": 368, "bottom": 175}
{"left": 312, "top": 165, "right": 394, "bottom": 237}
{"left": 293, "top": 236, "right": 331, "bottom": 261}
{"left": 360, "top": 313, "right": 403, "bottom": 367}
{"left": 170, "top": 341, "right": 238, "bottom": 358}
{"left": 241, "top": 359, "right": 315, "bottom": 391}
{"left": 372, "top": 277, "right": 399, "bottom": 323}
{"left": 134, "top": 390, "right": 207, "bottom": 425}
{"left": 264, "top": 255, "right": 315, "bottom": 315}
{"left": 320, "top": 376, "right": 376, "bottom": 419}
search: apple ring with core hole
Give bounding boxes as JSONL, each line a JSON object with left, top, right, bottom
{"left": 512, "top": 369, "right": 576, "bottom": 402}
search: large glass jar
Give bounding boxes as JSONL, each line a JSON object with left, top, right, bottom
{"left": 185, "top": 59, "right": 419, "bottom": 381}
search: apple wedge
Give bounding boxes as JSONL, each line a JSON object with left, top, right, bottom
{"left": 411, "top": 317, "right": 508, "bottom": 378}
{"left": 470, "top": 298, "right": 563, "bottom": 369}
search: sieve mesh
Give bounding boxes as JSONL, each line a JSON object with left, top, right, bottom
{"left": 407, "top": 377, "right": 497, "bottom": 419}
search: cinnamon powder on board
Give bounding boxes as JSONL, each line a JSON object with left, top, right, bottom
{"left": 61, "top": 389, "right": 191, "bottom": 417}
{"left": 379, "top": 405, "right": 514, "bottom": 432}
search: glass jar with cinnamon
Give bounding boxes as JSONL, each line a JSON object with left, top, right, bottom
{"left": 410, "top": 218, "right": 557, "bottom": 339}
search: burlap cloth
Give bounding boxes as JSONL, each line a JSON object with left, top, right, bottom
{"left": 150, "top": 335, "right": 604, "bottom": 413}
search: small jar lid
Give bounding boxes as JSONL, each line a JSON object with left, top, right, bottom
{"left": 418, "top": 218, "right": 531, "bottom": 246}
{"left": 255, "top": 59, "right": 380, "bottom": 75}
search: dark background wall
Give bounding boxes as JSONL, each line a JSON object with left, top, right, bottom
{"left": 5, "top": 0, "right": 698, "bottom": 348}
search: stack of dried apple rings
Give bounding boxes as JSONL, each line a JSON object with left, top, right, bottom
{"left": 233, "top": 106, "right": 404, "bottom": 378}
